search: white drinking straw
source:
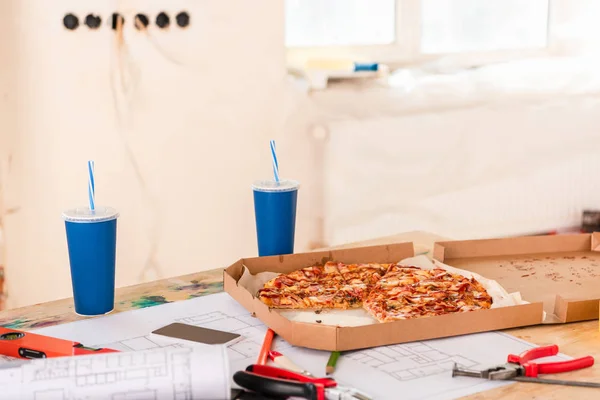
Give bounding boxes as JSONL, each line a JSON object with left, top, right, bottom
{"left": 88, "top": 160, "right": 95, "bottom": 211}
{"left": 270, "top": 140, "right": 280, "bottom": 183}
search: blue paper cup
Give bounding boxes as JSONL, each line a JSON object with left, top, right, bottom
{"left": 252, "top": 179, "right": 299, "bottom": 257}
{"left": 62, "top": 206, "right": 119, "bottom": 316}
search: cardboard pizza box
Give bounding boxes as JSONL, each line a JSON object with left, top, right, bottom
{"left": 434, "top": 232, "right": 600, "bottom": 324}
{"left": 223, "top": 242, "right": 543, "bottom": 351}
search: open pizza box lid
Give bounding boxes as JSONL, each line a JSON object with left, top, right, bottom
{"left": 224, "top": 242, "right": 543, "bottom": 351}
{"left": 433, "top": 232, "right": 600, "bottom": 324}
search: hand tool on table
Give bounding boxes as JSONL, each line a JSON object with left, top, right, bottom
{"left": 0, "top": 327, "right": 118, "bottom": 359}
{"left": 233, "top": 364, "right": 372, "bottom": 400}
{"left": 452, "top": 344, "right": 600, "bottom": 388}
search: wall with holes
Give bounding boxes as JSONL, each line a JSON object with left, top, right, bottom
{"left": 0, "top": 0, "right": 299, "bottom": 308}
{"left": 0, "top": 1, "right": 17, "bottom": 310}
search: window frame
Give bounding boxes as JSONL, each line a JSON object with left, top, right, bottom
{"left": 286, "top": 0, "right": 563, "bottom": 69}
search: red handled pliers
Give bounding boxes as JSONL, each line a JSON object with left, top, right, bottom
{"left": 233, "top": 364, "right": 372, "bottom": 400}
{"left": 452, "top": 345, "right": 600, "bottom": 388}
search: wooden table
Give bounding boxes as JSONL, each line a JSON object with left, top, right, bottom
{"left": 1, "top": 231, "right": 599, "bottom": 399}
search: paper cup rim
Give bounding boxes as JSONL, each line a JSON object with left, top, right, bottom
{"left": 62, "top": 206, "right": 120, "bottom": 223}
{"left": 252, "top": 179, "right": 300, "bottom": 192}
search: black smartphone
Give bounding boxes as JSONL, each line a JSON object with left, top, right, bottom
{"left": 151, "top": 323, "right": 243, "bottom": 346}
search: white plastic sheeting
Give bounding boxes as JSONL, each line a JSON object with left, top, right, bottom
{"left": 317, "top": 57, "right": 600, "bottom": 245}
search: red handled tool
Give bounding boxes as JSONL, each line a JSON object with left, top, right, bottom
{"left": 452, "top": 344, "right": 600, "bottom": 388}
{"left": 0, "top": 327, "right": 118, "bottom": 359}
{"left": 233, "top": 364, "right": 371, "bottom": 400}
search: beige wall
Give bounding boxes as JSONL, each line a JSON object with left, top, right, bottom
{"left": 0, "top": 0, "right": 17, "bottom": 302}
{"left": 4, "top": 0, "right": 599, "bottom": 310}
{"left": 0, "top": 0, "right": 312, "bottom": 308}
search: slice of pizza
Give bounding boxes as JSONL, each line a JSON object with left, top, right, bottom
{"left": 261, "top": 265, "right": 321, "bottom": 291}
{"left": 258, "top": 286, "right": 365, "bottom": 310}
{"left": 261, "top": 263, "right": 342, "bottom": 292}
{"left": 363, "top": 265, "right": 493, "bottom": 322}
{"left": 257, "top": 287, "right": 311, "bottom": 309}
{"left": 258, "top": 262, "right": 355, "bottom": 309}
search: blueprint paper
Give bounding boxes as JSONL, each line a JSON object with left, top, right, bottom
{"left": 0, "top": 345, "right": 230, "bottom": 400}
{"left": 20, "top": 292, "right": 567, "bottom": 400}
{"left": 0, "top": 355, "right": 20, "bottom": 364}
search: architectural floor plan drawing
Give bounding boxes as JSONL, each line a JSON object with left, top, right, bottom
{"left": 345, "top": 341, "right": 478, "bottom": 381}
{"left": 84, "top": 297, "right": 293, "bottom": 375}
{"left": 0, "top": 345, "right": 230, "bottom": 400}
{"left": 26, "top": 292, "right": 568, "bottom": 400}
{"left": 0, "top": 355, "right": 19, "bottom": 364}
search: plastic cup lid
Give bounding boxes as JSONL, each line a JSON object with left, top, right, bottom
{"left": 62, "top": 206, "right": 119, "bottom": 223}
{"left": 252, "top": 179, "right": 299, "bottom": 192}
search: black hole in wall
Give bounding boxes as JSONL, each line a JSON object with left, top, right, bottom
{"left": 85, "top": 14, "right": 102, "bottom": 29}
{"left": 63, "top": 13, "right": 79, "bottom": 30}
{"left": 135, "top": 14, "right": 149, "bottom": 30}
{"left": 176, "top": 11, "right": 190, "bottom": 28}
{"left": 156, "top": 12, "right": 170, "bottom": 29}
{"left": 111, "top": 13, "right": 125, "bottom": 30}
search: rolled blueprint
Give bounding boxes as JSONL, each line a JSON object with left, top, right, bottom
{"left": 0, "top": 345, "right": 231, "bottom": 400}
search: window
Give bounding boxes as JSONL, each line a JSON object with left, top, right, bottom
{"left": 285, "top": 0, "right": 395, "bottom": 47}
{"left": 421, "top": 0, "right": 549, "bottom": 54}
{"left": 285, "top": 0, "right": 554, "bottom": 67}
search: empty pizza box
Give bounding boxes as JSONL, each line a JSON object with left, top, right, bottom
{"left": 223, "top": 241, "right": 545, "bottom": 351}
{"left": 434, "top": 232, "right": 600, "bottom": 324}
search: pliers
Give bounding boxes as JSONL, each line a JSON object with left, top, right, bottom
{"left": 452, "top": 344, "right": 600, "bottom": 388}
{"left": 233, "top": 364, "right": 372, "bottom": 400}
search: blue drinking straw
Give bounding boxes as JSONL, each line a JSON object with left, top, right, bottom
{"left": 88, "top": 160, "right": 95, "bottom": 211}
{"left": 270, "top": 140, "right": 280, "bottom": 183}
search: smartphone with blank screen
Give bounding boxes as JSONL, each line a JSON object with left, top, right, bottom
{"left": 150, "top": 323, "right": 243, "bottom": 346}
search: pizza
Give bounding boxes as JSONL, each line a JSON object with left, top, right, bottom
{"left": 256, "top": 261, "right": 493, "bottom": 321}
{"left": 362, "top": 265, "right": 493, "bottom": 322}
